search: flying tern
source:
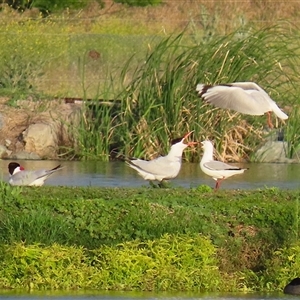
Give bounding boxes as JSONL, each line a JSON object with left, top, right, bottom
{"left": 196, "top": 82, "right": 288, "bottom": 128}
{"left": 200, "top": 140, "right": 248, "bottom": 190}
{"left": 8, "top": 162, "right": 63, "bottom": 186}
{"left": 126, "top": 131, "right": 197, "bottom": 187}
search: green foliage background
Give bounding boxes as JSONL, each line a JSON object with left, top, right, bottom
{"left": 0, "top": 183, "right": 299, "bottom": 292}
{"left": 1, "top": 0, "right": 160, "bottom": 12}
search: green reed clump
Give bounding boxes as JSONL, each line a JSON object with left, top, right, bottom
{"left": 74, "top": 100, "right": 123, "bottom": 160}
{"left": 0, "top": 234, "right": 221, "bottom": 291}
{"left": 285, "top": 105, "right": 300, "bottom": 159}
{"left": 74, "top": 25, "right": 299, "bottom": 161}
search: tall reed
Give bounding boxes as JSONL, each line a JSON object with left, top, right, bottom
{"left": 77, "top": 25, "right": 298, "bottom": 162}
{"left": 58, "top": 25, "right": 300, "bottom": 161}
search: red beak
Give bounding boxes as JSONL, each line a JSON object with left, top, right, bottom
{"left": 183, "top": 131, "right": 198, "bottom": 146}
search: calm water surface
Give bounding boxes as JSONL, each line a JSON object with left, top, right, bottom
{"left": 0, "top": 290, "right": 291, "bottom": 300}
{"left": 0, "top": 160, "right": 300, "bottom": 190}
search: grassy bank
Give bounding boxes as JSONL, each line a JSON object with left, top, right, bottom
{"left": 0, "top": 184, "right": 299, "bottom": 292}
{"left": 1, "top": 4, "right": 300, "bottom": 161}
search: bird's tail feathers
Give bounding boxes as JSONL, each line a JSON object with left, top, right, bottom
{"left": 273, "top": 106, "right": 289, "bottom": 120}
{"left": 50, "top": 165, "right": 63, "bottom": 172}
{"left": 114, "top": 153, "right": 139, "bottom": 163}
{"left": 196, "top": 84, "right": 204, "bottom": 93}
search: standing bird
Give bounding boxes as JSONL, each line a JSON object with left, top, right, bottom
{"left": 8, "top": 162, "right": 63, "bottom": 186}
{"left": 126, "top": 131, "right": 197, "bottom": 187}
{"left": 196, "top": 82, "right": 288, "bottom": 128}
{"left": 200, "top": 140, "right": 248, "bottom": 190}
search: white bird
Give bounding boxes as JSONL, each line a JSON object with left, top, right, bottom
{"left": 196, "top": 82, "right": 288, "bottom": 128}
{"left": 126, "top": 131, "right": 197, "bottom": 187}
{"left": 200, "top": 140, "right": 248, "bottom": 190}
{"left": 8, "top": 162, "right": 63, "bottom": 186}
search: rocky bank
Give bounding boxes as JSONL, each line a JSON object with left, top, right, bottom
{"left": 0, "top": 97, "right": 293, "bottom": 163}
{"left": 0, "top": 97, "right": 81, "bottom": 160}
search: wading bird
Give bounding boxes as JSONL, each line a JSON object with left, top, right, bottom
{"left": 125, "top": 131, "right": 198, "bottom": 187}
{"left": 8, "top": 162, "right": 63, "bottom": 186}
{"left": 196, "top": 82, "right": 288, "bottom": 128}
{"left": 200, "top": 140, "right": 248, "bottom": 190}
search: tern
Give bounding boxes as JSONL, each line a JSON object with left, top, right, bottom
{"left": 196, "top": 82, "right": 288, "bottom": 128}
{"left": 8, "top": 162, "right": 63, "bottom": 186}
{"left": 200, "top": 140, "right": 248, "bottom": 190}
{"left": 126, "top": 131, "right": 197, "bottom": 187}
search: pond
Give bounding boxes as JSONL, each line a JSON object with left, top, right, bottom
{"left": 0, "top": 290, "right": 290, "bottom": 300}
{"left": 0, "top": 160, "right": 300, "bottom": 190}
{"left": 0, "top": 160, "right": 299, "bottom": 190}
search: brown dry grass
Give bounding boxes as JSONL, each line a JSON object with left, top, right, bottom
{"left": 81, "top": 0, "right": 300, "bottom": 34}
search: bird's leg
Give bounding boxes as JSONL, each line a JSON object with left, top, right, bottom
{"left": 149, "top": 181, "right": 158, "bottom": 188}
{"left": 214, "top": 177, "right": 225, "bottom": 191}
{"left": 158, "top": 180, "right": 170, "bottom": 188}
{"left": 214, "top": 181, "right": 219, "bottom": 191}
{"left": 266, "top": 111, "right": 274, "bottom": 129}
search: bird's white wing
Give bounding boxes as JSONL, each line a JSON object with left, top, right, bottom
{"left": 200, "top": 82, "right": 288, "bottom": 120}
{"left": 230, "top": 82, "right": 263, "bottom": 91}
{"left": 204, "top": 161, "right": 242, "bottom": 171}
{"left": 9, "top": 167, "right": 61, "bottom": 186}
{"left": 233, "top": 82, "right": 288, "bottom": 119}
{"left": 201, "top": 86, "right": 267, "bottom": 115}
{"left": 268, "top": 100, "right": 289, "bottom": 120}
{"left": 127, "top": 157, "right": 173, "bottom": 176}
{"left": 10, "top": 170, "right": 41, "bottom": 186}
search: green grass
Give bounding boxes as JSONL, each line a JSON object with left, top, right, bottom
{"left": 0, "top": 184, "right": 299, "bottom": 291}
{"left": 0, "top": 184, "right": 298, "bottom": 251}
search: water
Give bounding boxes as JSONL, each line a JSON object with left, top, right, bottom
{"left": 0, "top": 160, "right": 299, "bottom": 190}
{"left": 0, "top": 290, "right": 290, "bottom": 300}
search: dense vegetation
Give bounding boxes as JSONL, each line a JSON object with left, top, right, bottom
{"left": 0, "top": 183, "right": 299, "bottom": 291}
{"left": 0, "top": 1, "right": 299, "bottom": 294}
{"left": 1, "top": 0, "right": 161, "bottom": 13}
{"left": 0, "top": 2, "right": 300, "bottom": 161}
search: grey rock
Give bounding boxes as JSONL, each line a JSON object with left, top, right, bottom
{"left": 22, "top": 123, "right": 58, "bottom": 159}
{"left": 254, "top": 141, "right": 294, "bottom": 163}
{"left": 10, "top": 151, "right": 41, "bottom": 160}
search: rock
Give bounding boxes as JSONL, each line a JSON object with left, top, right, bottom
{"left": 0, "top": 98, "right": 82, "bottom": 160}
{"left": 10, "top": 151, "right": 41, "bottom": 160}
{"left": 284, "top": 277, "right": 300, "bottom": 295}
{"left": 22, "top": 123, "right": 58, "bottom": 159}
{"left": 0, "top": 144, "right": 12, "bottom": 158}
{"left": 254, "top": 141, "right": 294, "bottom": 163}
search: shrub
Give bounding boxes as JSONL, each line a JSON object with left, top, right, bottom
{"left": 0, "top": 234, "right": 221, "bottom": 291}
{"left": 114, "top": 0, "right": 162, "bottom": 6}
{"left": 1, "top": 0, "right": 104, "bottom": 13}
